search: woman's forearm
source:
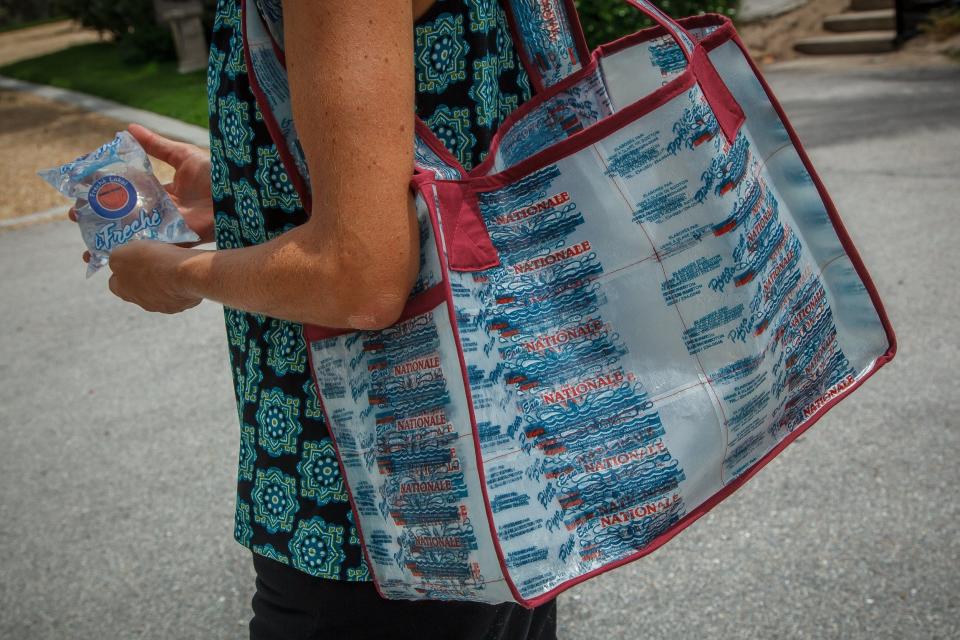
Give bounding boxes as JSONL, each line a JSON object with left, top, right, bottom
{"left": 136, "top": 0, "right": 424, "bottom": 328}
{"left": 175, "top": 194, "right": 419, "bottom": 329}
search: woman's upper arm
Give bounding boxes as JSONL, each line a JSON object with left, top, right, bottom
{"left": 282, "top": 0, "right": 419, "bottom": 313}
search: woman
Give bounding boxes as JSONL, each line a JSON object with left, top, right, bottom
{"left": 78, "top": 0, "right": 557, "bottom": 638}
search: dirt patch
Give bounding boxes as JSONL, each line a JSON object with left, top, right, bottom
{"left": 0, "top": 89, "right": 174, "bottom": 220}
{"left": 902, "top": 30, "right": 960, "bottom": 59}
{"left": 738, "top": 0, "right": 861, "bottom": 63}
{"left": 0, "top": 20, "right": 105, "bottom": 67}
{"left": 738, "top": 0, "right": 960, "bottom": 68}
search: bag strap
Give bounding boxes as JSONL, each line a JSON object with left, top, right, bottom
{"left": 502, "top": 0, "right": 591, "bottom": 91}
{"left": 434, "top": 4, "right": 746, "bottom": 272}
{"left": 620, "top": 0, "right": 698, "bottom": 57}
{"left": 506, "top": 0, "right": 699, "bottom": 91}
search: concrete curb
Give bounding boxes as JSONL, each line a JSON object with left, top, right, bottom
{"left": 0, "top": 75, "right": 209, "bottom": 148}
{"left": 0, "top": 205, "right": 68, "bottom": 230}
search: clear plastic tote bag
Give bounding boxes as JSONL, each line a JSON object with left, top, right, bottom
{"left": 243, "top": 0, "right": 896, "bottom": 606}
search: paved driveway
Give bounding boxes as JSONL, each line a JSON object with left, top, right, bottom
{"left": 1, "top": 64, "right": 958, "bottom": 639}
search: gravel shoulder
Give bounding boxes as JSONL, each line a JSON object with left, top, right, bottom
{"left": 0, "top": 20, "right": 178, "bottom": 222}
{"left": 0, "top": 89, "right": 175, "bottom": 221}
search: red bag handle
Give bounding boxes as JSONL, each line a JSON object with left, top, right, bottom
{"left": 620, "top": 0, "right": 699, "bottom": 58}
{"left": 433, "top": 7, "right": 746, "bottom": 272}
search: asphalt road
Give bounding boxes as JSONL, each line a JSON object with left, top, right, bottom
{"left": 1, "top": 63, "right": 958, "bottom": 640}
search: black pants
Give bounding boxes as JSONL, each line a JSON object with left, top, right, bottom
{"left": 250, "top": 554, "right": 558, "bottom": 640}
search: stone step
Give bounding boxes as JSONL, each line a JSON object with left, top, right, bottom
{"left": 794, "top": 31, "right": 898, "bottom": 54}
{"left": 825, "top": 9, "right": 896, "bottom": 32}
{"left": 850, "top": 0, "right": 894, "bottom": 11}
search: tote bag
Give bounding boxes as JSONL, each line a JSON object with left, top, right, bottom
{"left": 243, "top": 0, "right": 896, "bottom": 607}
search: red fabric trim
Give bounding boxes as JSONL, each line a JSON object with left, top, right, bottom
{"left": 241, "top": 2, "right": 313, "bottom": 216}
{"left": 727, "top": 30, "right": 897, "bottom": 361}
{"left": 516, "top": 24, "right": 899, "bottom": 609}
{"left": 621, "top": 0, "right": 697, "bottom": 58}
{"left": 433, "top": 181, "right": 500, "bottom": 272}
{"left": 562, "top": 0, "right": 591, "bottom": 64}
{"left": 519, "top": 357, "right": 891, "bottom": 608}
{"left": 302, "top": 324, "right": 335, "bottom": 343}
{"left": 303, "top": 281, "right": 448, "bottom": 342}
{"left": 411, "top": 170, "right": 438, "bottom": 187}
{"left": 466, "top": 54, "right": 604, "bottom": 178}
{"left": 597, "top": 13, "right": 731, "bottom": 57}
{"left": 421, "top": 181, "right": 527, "bottom": 606}
{"left": 284, "top": 9, "right": 894, "bottom": 607}
{"left": 414, "top": 118, "right": 468, "bottom": 178}
{"left": 467, "top": 67, "right": 697, "bottom": 191}
{"left": 501, "top": 0, "right": 548, "bottom": 95}
{"left": 467, "top": 15, "right": 736, "bottom": 180}
{"left": 691, "top": 45, "right": 745, "bottom": 145}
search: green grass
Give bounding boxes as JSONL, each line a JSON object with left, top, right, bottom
{"left": 0, "top": 42, "right": 208, "bottom": 127}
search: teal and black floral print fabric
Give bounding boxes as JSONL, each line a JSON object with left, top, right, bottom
{"left": 413, "top": 0, "right": 533, "bottom": 169}
{"left": 207, "top": 0, "right": 531, "bottom": 580}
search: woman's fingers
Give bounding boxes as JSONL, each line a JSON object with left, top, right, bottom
{"left": 127, "top": 123, "right": 191, "bottom": 168}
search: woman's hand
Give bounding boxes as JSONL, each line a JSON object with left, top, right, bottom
{"left": 106, "top": 241, "right": 201, "bottom": 314}
{"left": 66, "top": 123, "right": 211, "bottom": 314}
{"left": 128, "top": 123, "right": 215, "bottom": 243}
{"left": 70, "top": 123, "right": 215, "bottom": 263}
{"left": 80, "top": 2, "right": 422, "bottom": 328}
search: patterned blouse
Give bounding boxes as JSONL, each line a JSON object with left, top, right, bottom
{"left": 207, "top": 0, "right": 532, "bottom": 580}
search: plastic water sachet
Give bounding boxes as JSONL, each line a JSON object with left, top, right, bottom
{"left": 39, "top": 131, "right": 199, "bottom": 277}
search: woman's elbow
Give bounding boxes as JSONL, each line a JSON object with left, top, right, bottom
{"left": 330, "top": 255, "right": 418, "bottom": 330}
{"left": 297, "top": 287, "right": 407, "bottom": 331}
{"left": 315, "top": 197, "right": 421, "bottom": 330}
{"left": 342, "top": 286, "right": 410, "bottom": 330}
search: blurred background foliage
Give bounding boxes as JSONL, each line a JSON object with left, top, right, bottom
{"left": 1, "top": 0, "right": 739, "bottom": 61}
{"left": 51, "top": 0, "right": 217, "bottom": 62}
{"left": 0, "top": 0, "right": 64, "bottom": 32}
{"left": 575, "top": 0, "right": 737, "bottom": 48}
